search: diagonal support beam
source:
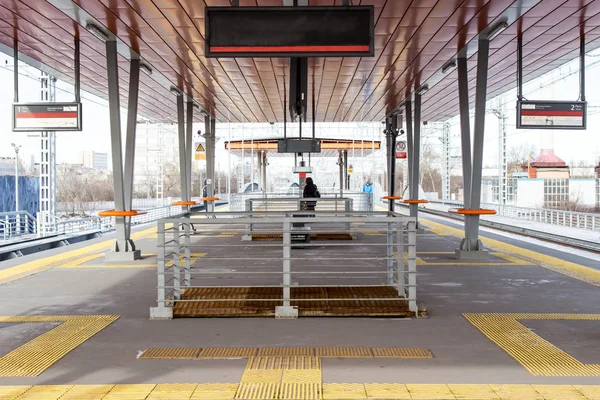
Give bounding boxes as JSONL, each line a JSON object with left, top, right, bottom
{"left": 177, "top": 94, "right": 189, "bottom": 205}
{"left": 124, "top": 58, "right": 140, "bottom": 240}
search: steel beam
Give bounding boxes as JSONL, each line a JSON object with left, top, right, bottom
{"left": 123, "top": 58, "right": 140, "bottom": 242}
{"left": 186, "top": 101, "right": 194, "bottom": 201}
{"left": 74, "top": 39, "right": 80, "bottom": 103}
{"left": 457, "top": 56, "right": 472, "bottom": 244}
{"left": 106, "top": 39, "right": 136, "bottom": 257}
{"left": 13, "top": 39, "right": 18, "bottom": 103}
{"left": 177, "top": 94, "right": 188, "bottom": 204}
{"left": 410, "top": 93, "right": 422, "bottom": 225}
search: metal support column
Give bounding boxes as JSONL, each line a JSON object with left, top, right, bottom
{"left": 177, "top": 94, "right": 188, "bottom": 206}
{"left": 257, "top": 151, "right": 263, "bottom": 190}
{"left": 405, "top": 100, "right": 414, "bottom": 205}
{"left": 123, "top": 58, "right": 140, "bottom": 243}
{"left": 343, "top": 150, "right": 348, "bottom": 190}
{"left": 441, "top": 123, "right": 450, "bottom": 200}
{"left": 262, "top": 152, "right": 267, "bottom": 192}
{"left": 106, "top": 40, "right": 139, "bottom": 259}
{"left": 410, "top": 93, "right": 422, "bottom": 225}
{"left": 38, "top": 72, "right": 57, "bottom": 237}
{"left": 456, "top": 38, "right": 490, "bottom": 259}
{"left": 385, "top": 115, "right": 398, "bottom": 212}
{"left": 338, "top": 151, "right": 344, "bottom": 196}
{"left": 206, "top": 116, "right": 216, "bottom": 211}
{"left": 13, "top": 39, "right": 18, "bottom": 103}
{"left": 186, "top": 102, "right": 194, "bottom": 201}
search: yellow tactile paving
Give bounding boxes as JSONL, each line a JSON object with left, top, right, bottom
{"left": 103, "top": 384, "right": 156, "bottom": 400}
{"left": 57, "top": 254, "right": 104, "bottom": 268}
{"left": 235, "top": 382, "right": 280, "bottom": 399}
{"left": 364, "top": 383, "right": 411, "bottom": 399}
{"left": 279, "top": 383, "right": 322, "bottom": 400}
{"left": 406, "top": 384, "right": 456, "bottom": 399}
{"left": 465, "top": 313, "right": 600, "bottom": 376}
{"left": 147, "top": 383, "right": 198, "bottom": 399}
{"left": 139, "top": 348, "right": 201, "bottom": 359}
{"left": 59, "top": 385, "right": 115, "bottom": 400}
{"left": 0, "top": 315, "right": 119, "bottom": 377}
{"left": 370, "top": 347, "right": 432, "bottom": 358}
{"left": 282, "top": 370, "right": 322, "bottom": 384}
{"left": 240, "top": 369, "right": 284, "bottom": 384}
{"left": 448, "top": 384, "right": 500, "bottom": 400}
{"left": 257, "top": 347, "right": 315, "bottom": 357}
{"left": 190, "top": 383, "right": 238, "bottom": 400}
{"left": 420, "top": 218, "right": 600, "bottom": 285}
{"left": 197, "top": 347, "right": 258, "bottom": 358}
{"left": 0, "top": 227, "right": 156, "bottom": 285}
{"left": 322, "top": 383, "right": 366, "bottom": 399}
{"left": 315, "top": 347, "right": 373, "bottom": 358}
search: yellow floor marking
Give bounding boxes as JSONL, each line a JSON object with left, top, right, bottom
{"left": 57, "top": 253, "right": 104, "bottom": 268}
{"left": 139, "top": 348, "right": 200, "bottom": 359}
{"left": 371, "top": 347, "right": 432, "bottom": 358}
{"left": 420, "top": 218, "right": 600, "bottom": 285}
{"left": 465, "top": 313, "right": 600, "bottom": 376}
{"left": 0, "top": 315, "right": 119, "bottom": 377}
{"left": 198, "top": 347, "right": 258, "bottom": 358}
{"left": 0, "top": 383, "right": 598, "bottom": 399}
{"left": 56, "top": 253, "right": 207, "bottom": 269}
{"left": 0, "top": 226, "right": 156, "bottom": 285}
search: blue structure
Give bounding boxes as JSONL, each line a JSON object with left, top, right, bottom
{"left": 0, "top": 175, "right": 39, "bottom": 217}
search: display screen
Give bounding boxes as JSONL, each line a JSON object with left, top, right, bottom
{"left": 13, "top": 103, "right": 82, "bottom": 131}
{"left": 206, "top": 6, "right": 374, "bottom": 57}
{"left": 517, "top": 101, "right": 586, "bottom": 130}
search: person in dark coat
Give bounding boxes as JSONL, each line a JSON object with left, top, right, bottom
{"left": 302, "top": 177, "right": 320, "bottom": 211}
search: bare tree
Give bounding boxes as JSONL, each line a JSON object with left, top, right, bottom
{"left": 508, "top": 143, "right": 537, "bottom": 174}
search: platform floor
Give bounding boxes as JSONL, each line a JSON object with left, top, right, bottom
{"left": 0, "top": 210, "right": 599, "bottom": 399}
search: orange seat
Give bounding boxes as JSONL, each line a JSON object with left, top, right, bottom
{"left": 403, "top": 199, "right": 429, "bottom": 204}
{"left": 172, "top": 201, "right": 197, "bottom": 206}
{"left": 382, "top": 195, "right": 403, "bottom": 200}
{"left": 455, "top": 208, "right": 497, "bottom": 215}
{"left": 199, "top": 197, "right": 220, "bottom": 202}
{"left": 98, "top": 210, "right": 145, "bottom": 217}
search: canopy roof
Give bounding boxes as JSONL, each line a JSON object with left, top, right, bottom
{"left": 225, "top": 138, "right": 381, "bottom": 157}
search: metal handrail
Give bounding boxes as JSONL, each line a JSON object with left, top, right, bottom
{"left": 426, "top": 199, "right": 599, "bottom": 232}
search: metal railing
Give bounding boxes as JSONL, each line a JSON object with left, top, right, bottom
{"left": 425, "top": 200, "right": 600, "bottom": 232}
{"left": 231, "top": 191, "right": 372, "bottom": 212}
{"left": 0, "top": 211, "right": 37, "bottom": 241}
{"left": 150, "top": 210, "right": 417, "bottom": 319}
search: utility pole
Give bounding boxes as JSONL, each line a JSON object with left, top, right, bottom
{"left": 491, "top": 96, "right": 508, "bottom": 205}
{"left": 440, "top": 123, "right": 451, "bottom": 200}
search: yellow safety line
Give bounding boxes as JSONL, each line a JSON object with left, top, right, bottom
{"left": 0, "top": 227, "right": 156, "bottom": 285}
{"left": 420, "top": 218, "right": 600, "bottom": 285}
{"left": 1, "top": 383, "right": 598, "bottom": 400}
{"left": 464, "top": 313, "right": 600, "bottom": 376}
{"left": 0, "top": 315, "right": 119, "bottom": 377}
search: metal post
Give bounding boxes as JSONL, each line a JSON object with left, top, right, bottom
{"left": 177, "top": 94, "right": 188, "bottom": 205}
{"left": 184, "top": 222, "right": 191, "bottom": 287}
{"left": 385, "top": 116, "right": 398, "bottom": 211}
{"left": 343, "top": 150, "right": 348, "bottom": 190}
{"left": 405, "top": 100, "right": 413, "bottom": 205}
{"left": 407, "top": 220, "right": 417, "bottom": 313}
{"left": 186, "top": 102, "right": 194, "bottom": 202}
{"left": 150, "top": 220, "right": 173, "bottom": 319}
{"left": 257, "top": 151, "right": 263, "bottom": 190}
{"left": 106, "top": 39, "right": 132, "bottom": 256}
{"left": 338, "top": 151, "right": 344, "bottom": 196}
{"left": 517, "top": 37, "right": 523, "bottom": 100}
{"left": 207, "top": 117, "right": 216, "bottom": 211}
{"left": 13, "top": 39, "right": 18, "bottom": 103}
{"left": 172, "top": 223, "right": 181, "bottom": 300}
{"left": 275, "top": 219, "right": 298, "bottom": 318}
{"left": 457, "top": 56, "right": 473, "bottom": 248}
{"left": 124, "top": 58, "right": 140, "bottom": 244}
{"left": 442, "top": 123, "right": 450, "bottom": 200}
{"left": 386, "top": 222, "right": 393, "bottom": 284}
{"left": 74, "top": 39, "right": 81, "bottom": 103}
{"left": 580, "top": 35, "right": 586, "bottom": 102}
{"left": 396, "top": 220, "right": 405, "bottom": 297}
{"left": 262, "top": 152, "right": 267, "bottom": 192}
{"left": 411, "top": 93, "right": 422, "bottom": 224}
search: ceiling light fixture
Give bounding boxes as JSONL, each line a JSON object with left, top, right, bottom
{"left": 486, "top": 21, "right": 509, "bottom": 41}
{"left": 441, "top": 60, "right": 457, "bottom": 74}
{"left": 416, "top": 84, "right": 429, "bottom": 96}
{"left": 140, "top": 63, "right": 153, "bottom": 75}
{"left": 85, "top": 23, "right": 109, "bottom": 42}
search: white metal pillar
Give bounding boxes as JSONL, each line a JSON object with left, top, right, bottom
{"left": 39, "top": 71, "right": 57, "bottom": 237}
{"left": 262, "top": 152, "right": 268, "bottom": 192}
{"left": 495, "top": 97, "right": 508, "bottom": 205}
{"left": 441, "top": 122, "right": 450, "bottom": 200}
{"left": 456, "top": 38, "right": 491, "bottom": 259}
{"left": 123, "top": 58, "right": 140, "bottom": 241}
{"left": 385, "top": 115, "right": 398, "bottom": 212}
{"left": 257, "top": 151, "right": 263, "bottom": 190}
{"left": 410, "top": 93, "right": 422, "bottom": 226}
{"left": 106, "top": 40, "right": 140, "bottom": 260}
{"left": 186, "top": 101, "right": 194, "bottom": 201}
{"left": 176, "top": 94, "right": 188, "bottom": 205}
{"left": 205, "top": 115, "right": 216, "bottom": 212}
{"left": 156, "top": 125, "right": 165, "bottom": 206}
{"left": 405, "top": 100, "right": 414, "bottom": 205}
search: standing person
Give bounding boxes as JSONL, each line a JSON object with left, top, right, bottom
{"left": 302, "top": 177, "right": 320, "bottom": 211}
{"left": 362, "top": 179, "right": 373, "bottom": 211}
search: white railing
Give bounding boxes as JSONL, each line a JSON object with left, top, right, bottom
{"left": 231, "top": 191, "right": 372, "bottom": 212}
{"left": 150, "top": 210, "right": 417, "bottom": 320}
{"left": 424, "top": 200, "right": 600, "bottom": 232}
{"left": 0, "top": 211, "right": 37, "bottom": 241}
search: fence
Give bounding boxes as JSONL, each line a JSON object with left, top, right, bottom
{"left": 231, "top": 191, "right": 372, "bottom": 212}
{"left": 0, "top": 211, "right": 37, "bottom": 242}
{"left": 426, "top": 200, "right": 600, "bottom": 232}
{"left": 150, "top": 210, "right": 417, "bottom": 319}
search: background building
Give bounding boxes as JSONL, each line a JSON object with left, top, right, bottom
{"left": 79, "top": 151, "right": 108, "bottom": 171}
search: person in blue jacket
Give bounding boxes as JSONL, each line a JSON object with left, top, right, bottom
{"left": 362, "top": 179, "right": 373, "bottom": 210}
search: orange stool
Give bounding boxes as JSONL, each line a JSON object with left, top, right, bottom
{"left": 403, "top": 199, "right": 429, "bottom": 204}
{"left": 454, "top": 208, "right": 497, "bottom": 215}
{"left": 98, "top": 210, "right": 147, "bottom": 217}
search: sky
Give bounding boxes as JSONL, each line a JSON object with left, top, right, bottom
{"left": 1, "top": 48, "right": 600, "bottom": 172}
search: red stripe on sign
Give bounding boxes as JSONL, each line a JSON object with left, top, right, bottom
{"left": 16, "top": 112, "right": 78, "bottom": 118}
{"left": 210, "top": 45, "right": 370, "bottom": 53}
{"left": 521, "top": 110, "right": 583, "bottom": 117}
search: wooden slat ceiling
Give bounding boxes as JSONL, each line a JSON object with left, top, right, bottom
{"left": 0, "top": 0, "right": 599, "bottom": 123}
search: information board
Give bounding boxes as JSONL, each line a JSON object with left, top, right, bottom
{"left": 517, "top": 100, "right": 586, "bottom": 130}
{"left": 396, "top": 141, "right": 407, "bottom": 159}
{"left": 13, "top": 103, "right": 82, "bottom": 132}
{"left": 206, "top": 6, "right": 374, "bottom": 57}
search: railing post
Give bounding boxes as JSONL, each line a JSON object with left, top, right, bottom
{"left": 172, "top": 223, "right": 181, "bottom": 300}
{"left": 184, "top": 221, "right": 191, "bottom": 288}
{"left": 275, "top": 219, "right": 298, "bottom": 319}
{"left": 396, "top": 219, "right": 405, "bottom": 297}
{"left": 386, "top": 221, "right": 394, "bottom": 285}
{"left": 407, "top": 220, "right": 417, "bottom": 314}
{"left": 150, "top": 220, "right": 173, "bottom": 319}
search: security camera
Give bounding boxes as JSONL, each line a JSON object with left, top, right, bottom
{"left": 400, "top": 129, "right": 405, "bottom": 136}
{"left": 197, "top": 130, "right": 202, "bottom": 136}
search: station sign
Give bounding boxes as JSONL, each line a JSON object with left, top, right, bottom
{"left": 13, "top": 103, "right": 82, "bottom": 132}
{"left": 206, "top": 6, "right": 374, "bottom": 58}
{"left": 517, "top": 100, "right": 586, "bottom": 130}
{"left": 396, "top": 141, "right": 407, "bottom": 159}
